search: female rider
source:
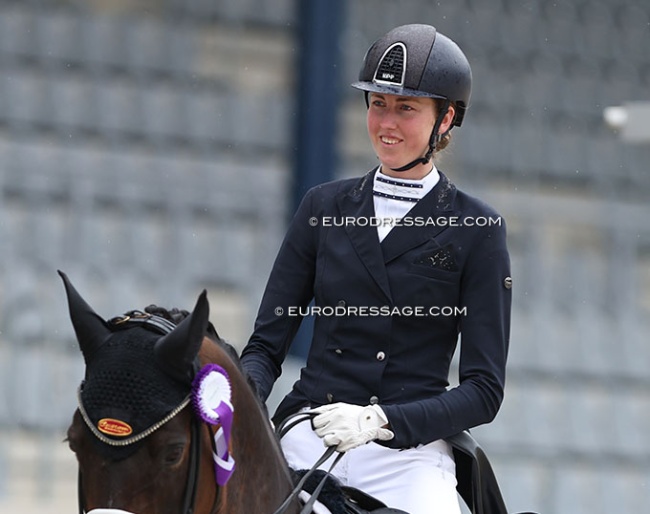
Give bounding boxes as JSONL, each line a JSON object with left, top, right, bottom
{"left": 241, "top": 24, "right": 512, "bottom": 514}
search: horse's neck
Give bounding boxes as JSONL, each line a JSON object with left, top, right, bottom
{"left": 201, "top": 342, "right": 297, "bottom": 513}
{"left": 238, "top": 395, "right": 297, "bottom": 511}
{"left": 232, "top": 372, "right": 293, "bottom": 478}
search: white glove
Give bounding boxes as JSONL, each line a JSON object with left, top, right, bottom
{"left": 309, "top": 402, "right": 394, "bottom": 452}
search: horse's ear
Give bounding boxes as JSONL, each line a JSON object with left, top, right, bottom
{"left": 154, "top": 290, "right": 209, "bottom": 385}
{"left": 58, "top": 270, "right": 111, "bottom": 364}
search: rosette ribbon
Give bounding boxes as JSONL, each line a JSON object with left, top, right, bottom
{"left": 191, "top": 364, "right": 236, "bottom": 486}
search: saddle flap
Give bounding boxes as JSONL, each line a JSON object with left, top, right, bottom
{"left": 447, "top": 431, "right": 508, "bottom": 514}
{"left": 340, "top": 485, "right": 386, "bottom": 512}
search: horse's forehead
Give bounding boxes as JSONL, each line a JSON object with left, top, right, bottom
{"left": 81, "top": 328, "right": 188, "bottom": 429}
{"left": 85, "top": 328, "right": 160, "bottom": 381}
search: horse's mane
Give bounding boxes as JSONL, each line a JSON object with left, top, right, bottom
{"left": 143, "top": 304, "right": 268, "bottom": 413}
{"left": 143, "top": 304, "right": 239, "bottom": 362}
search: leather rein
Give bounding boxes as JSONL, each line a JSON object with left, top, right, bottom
{"left": 271, "top": 412, "right": 344, "bottom": 514}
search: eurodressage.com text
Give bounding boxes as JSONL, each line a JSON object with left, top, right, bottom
{"left": 275, "top": 305, "right": 468, "bottom": 317}
{"left": 309, "top": 216, "right": 502, "bottom": 228}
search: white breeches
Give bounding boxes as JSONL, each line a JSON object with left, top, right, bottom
{"left": 281, "top": 416, "right": 462, "bottom": 514}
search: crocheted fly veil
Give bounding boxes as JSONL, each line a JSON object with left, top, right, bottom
{"left": 59, "top": 271, "right": 208, "bottom": 460}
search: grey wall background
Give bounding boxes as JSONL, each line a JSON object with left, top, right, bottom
{"left": 0, "top": 1, "right": 649, "bottom": 513}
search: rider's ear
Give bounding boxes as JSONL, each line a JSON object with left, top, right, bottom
{"left": 154, "top": 290, "right": 209, "bottom": 385}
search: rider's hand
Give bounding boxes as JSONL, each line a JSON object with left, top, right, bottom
{"left": 309, "top": 402, "right": 394, "bottom": 452}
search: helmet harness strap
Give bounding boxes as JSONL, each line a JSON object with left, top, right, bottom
{"left": 354, "top": 25, "right": 471, "bottom": 173}
{"left": 390, "top": 99, "right": 451, "bottom": 173}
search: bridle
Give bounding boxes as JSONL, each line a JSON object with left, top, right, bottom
{"left": 76, "top": 312, "right": 219, "bottom": 514}
{"left": 76, "top": 411, "right": 211, "bottom": 514}
{"left": 75, "top": 312, "right": 340, "bottom": 514}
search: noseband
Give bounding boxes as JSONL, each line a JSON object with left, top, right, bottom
{"left": 76, "top": 312, "right": 215, "bottom": 514}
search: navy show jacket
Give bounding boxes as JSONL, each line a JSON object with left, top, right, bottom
{"left": 241, "top": 169, "right": 512, "bottom": 449}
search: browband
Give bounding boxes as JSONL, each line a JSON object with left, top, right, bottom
{"left": 108, "top": 311, "right": 177, "bottom": 335}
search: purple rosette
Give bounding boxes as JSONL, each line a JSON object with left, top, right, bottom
{"left": 191, "top": 364, "right": 236, "bottom": 485}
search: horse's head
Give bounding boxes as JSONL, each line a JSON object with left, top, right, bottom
{"left": 60, "top": 272, "right": 298, "bottom": 514}
{"left": 61, "top": 270, "right": 221, "bottom": 514}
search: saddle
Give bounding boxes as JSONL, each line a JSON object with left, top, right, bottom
{"left": 278, "top": 411, "right": 534, "bottom": 514}
{"left": 295, "top": 469, "right": 408, "bottom": 514}
{"left": 448, "top": 431, "right": 538, "bottom": 514}
{"left": 295, "top": 431, "right": 538, "bottom": 514}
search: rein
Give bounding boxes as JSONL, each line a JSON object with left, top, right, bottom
{"left": 272, "top": 411, "right": 344, "bottom": 514}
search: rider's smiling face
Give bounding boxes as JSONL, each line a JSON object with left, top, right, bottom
{"left": 367, "top": 92, "right": 455, "bottom": 179}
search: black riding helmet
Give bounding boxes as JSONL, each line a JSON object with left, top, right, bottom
{"left": 352, "top": 24, "right": 472, "bottom": 172}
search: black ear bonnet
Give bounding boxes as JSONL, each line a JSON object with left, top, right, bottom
{"left": 59, "top": 271, "right": 209, "bottom": 460}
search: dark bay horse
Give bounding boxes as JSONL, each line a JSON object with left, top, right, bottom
{"left": 60, "top": 271, "right": 300, "bottom": 514}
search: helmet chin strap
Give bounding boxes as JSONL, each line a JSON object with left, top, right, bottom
{"left": 390, "top": 100, "right": 451, "bottom": 173}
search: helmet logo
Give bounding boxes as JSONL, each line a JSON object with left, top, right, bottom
{"left": 373, "top": 43, "right": 406, "bottom": 87}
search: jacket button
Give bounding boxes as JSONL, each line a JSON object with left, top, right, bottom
{"left": 326, "top": 393, "right": 334, "bottom": 402}
{"left": 504, "top": 277, "right": 513, "bottom": 289}
{"left": 376, "top": 351, "right": 386, "bottom": 361}
{"left": 369, "top": 396, "right": 379, "bottom": 405}
{"left": 337, "top": 299, "right": 346, "bottom": 307}
{"left": 335, "top": 348, "right": 343, "bottom": 355}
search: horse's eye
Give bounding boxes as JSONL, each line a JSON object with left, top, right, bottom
{"left": 66, "top": 436, "right": 79, "bottom": 454}
{"left": 164, "top": 443, "right": 186, "bottom": 466}
{"left": 66, "top": 424, "right": 83, "bottom": 454}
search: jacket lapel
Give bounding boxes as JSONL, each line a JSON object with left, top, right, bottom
{"left": 380, "top": 172, "right": 460, "bottom": 264}
{"left": 336, "top": 170, "right": 393, "bottom": 302}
